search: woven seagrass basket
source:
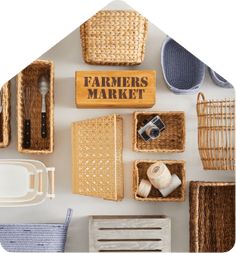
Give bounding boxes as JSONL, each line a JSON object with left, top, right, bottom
{"left": 0, "top": 209, "right": 72, "bottom": 252}
{"left": 133, "top": 111, "right": 185, "bottom": 152}
{"left": 0, "top": 82, "right": 10, "bottom": 148}
{"left": 72, "top": 114, "right": 123, "bottom": 201}
{"left": 80, "top": 10, "right": 148, "bottom": 65}
{"left": 189, "top": 181, "right": 235, "bottom": 252}
{"left": 17, "top": 60, "right": 54, "bottom": 154}
{"left": 133, "top": 160, "right": 186, "bottom": 202}
{"left": 197, "top": 92, "right": 235, "bottom": 170}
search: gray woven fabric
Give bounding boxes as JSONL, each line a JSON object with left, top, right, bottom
{"left": 208, "top": 67, "right": 233, "bottom": 88}
{"left": 161, "top": 37, "right": 205, "bottom": 93}
{"left": 0, "top": 209, "right": 72, "bottom": 252}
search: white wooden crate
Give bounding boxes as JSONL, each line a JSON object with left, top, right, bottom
{"left": 89, "top": 215, "right": 171, "bottom": 252}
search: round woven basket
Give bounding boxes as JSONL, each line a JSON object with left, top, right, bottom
{"left": 161, "top": 37, "right": 205, "bottom": 93}
{"left": 208, "top": 67, "right": 233, "bottom": 88}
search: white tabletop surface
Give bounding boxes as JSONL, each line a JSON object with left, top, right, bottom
{"left": 0, "top": 1, "right": 234, "bottom": 252}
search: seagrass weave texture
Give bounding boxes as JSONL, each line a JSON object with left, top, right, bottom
{"left": 133, "top": 112, "right": 185, "bottom": 152}
{"left": 133, "top": 160, "right": 186, "bottom": 202}
{"left": 17, "top": 60, "right": 54, "bottom": 154}
{"left": 189, "top": 181, "right": 235, "bottom": 252}
{"left": 80, "top": 11, "right": 148, "bottom": 65}
{"left": 72, "top": 114, "right": 123, "bottom": 201}
{"left": 0, "top": 209, "right": 72, "bottom": 252}
{"left": 0, "top": 82, "right": 10, "bottom": 148}
{"left": 197, "top": 92, "right": 235, "bottom": 170}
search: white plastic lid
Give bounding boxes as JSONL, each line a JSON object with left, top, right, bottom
{"left": 0, "top": 164, "right": 29, "bottom": 198}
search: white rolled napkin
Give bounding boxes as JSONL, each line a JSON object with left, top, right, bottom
{"left": 137, "top": 179, "right": 152, "bottom": 198}
{"left": 147, "top": 162, "right": 172, "bottom": 189}
{"left": 158, "top": 174, "right": 182, "bottom": 197}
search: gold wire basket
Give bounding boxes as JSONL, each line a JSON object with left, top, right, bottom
{"left": 133, "top": 111, "right": 185, "bottom": 152}
{"left": 80, "top": 10, "right": 148, "bottom": 65}
{"left": 17, "top": 60, "right": 54, "bottom": 154}
{"left": 0, "top": 82, "right": 11, "bottom": 148}
{"left": 196, "top": 92, "right": 235, "bottom": 170}
{"left": 133, "top": 160, "right": 186, "bottom": 202}
{"left": 72, "top": 114, "right": 123, "bottom": 201}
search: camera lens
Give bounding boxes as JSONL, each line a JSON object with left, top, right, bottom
{"left": 149, "top": 127, "right": 160, "bottom": 139}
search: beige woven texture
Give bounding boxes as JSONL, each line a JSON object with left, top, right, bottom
{"left": 17, "top": 60, "right": 54, "bottom": 154}
{"left": 80, "top": 10, "right": 148, "bottom": 65}
{"left": 197, "top": 92, "right": 235, "bottom": 170}
{"left": 133, "top": 160, "right": 186, "bottom": 202}
{"left": 72, "top": 114, "right": 123, "bottom": 201}
{"left": 133, "top": 111, "right": 185, "bottom": 152}
{"left": 0, "top": 82, "right": 11, "bottom": 148}
{"left": 189, "top": 181, "right": 235, "bottom": 252}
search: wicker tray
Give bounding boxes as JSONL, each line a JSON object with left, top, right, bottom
{"left": 89, "top": 215, "right": 171, "bottom": 252}
{"left": 80, "top": 10, "right": 148, "bottom": 65}
{"left": 133, "top": 160, "right": 186, "bottom": 202}
{"left": 17, "top": 60, "right": 54, "bottom": 154}
{"left": 197, "top": 92, "right": 235, "bottom": 170}
{"left": 72, "top": 114, "right": 123, "bottom": 201}
{"left": 0, "top": 82, "right": 10, "bottom": 148}
{"left": 133, "top": 111, "right": 185, "bottom": 152}
{"left": 189, "top": 181, "right": 235, "bottom": 252}
{"left": 0, "top": 209, "right": 72, "bottom": 252}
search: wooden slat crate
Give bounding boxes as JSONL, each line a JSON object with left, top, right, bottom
{"left": 89, "top": 215, "right": 171, "bottom": 252}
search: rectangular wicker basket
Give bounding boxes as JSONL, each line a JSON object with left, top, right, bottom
{"left": 0, "top": 209, "right": 72, "bottom": 252}
{"left": 197, "top": 92, "right": 235, "bottom": 170}
{"left": 72, "top": 114, "right": 123, "bottom": 201}
{"left": 189, "top": 181, "right": 235, "bottom": 252}
{"left": 0, "top": 82, "right": 10, "bottom": 148}
{"left": 17, "top": 60, "right": 54, "bottom": 154}
{"left": 133, "top": 111, "right": 185, "bottom": 152}
{"left": 133, "top": 160, "right": 186, "bottom": 202}
{"left": 89, "top": 215, "right": 171, "bottom": 252}
{"left": 80, "top": 10, "right": 148, "bottom": 65}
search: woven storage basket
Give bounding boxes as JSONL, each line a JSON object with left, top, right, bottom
{"left": 161, "top": 37, "right": 205, "bottom": 93}
{"left": 197, "top": 92, "right": 235, "bottom": 170}
{"left": 0, "top": 82, "right": 10, "bottom": 148}
{"left": 72, "top": 114, "right": 123, "bottom": 201}
{"left": 133, "top": 160, "right": 186, "bottom": 202}
{"left": 189, "top": 181, "right": 235, "bottom": 252}
{"left": 80, "top": 10, "right": 148, "bottom": 65}
{"left": 17, "top": 60, "right": 54, "bottom": 154}
{"left": 208, "top": 67, "right": 233, "bottom": 88}
{"left": 0, "top": 209, "right": 72, "bottom": 252}
{"left": 133, "top": 111, "right": 185, "bottom": 152}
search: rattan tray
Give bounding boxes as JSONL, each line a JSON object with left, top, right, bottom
{"left": 0, "top": 82, "right": 10, "bottom": 148}
{"left": 133, "top": 111, "right": 185, "bottom": 152}
{"left": 133, "top": 160, "right": 186, "bottom": 202}
{"left": 197, "top": 92, "right": 235, "bottom": 170}
{"left": 17, "top": 60, "right": 54, "bottom": 154}
{"left": 80, "top": 10, "right": 148, "bottom": 65}
{"left": 72, "top": 114, "right": 123, "bottom": 201}
{"left": 189, "top": 181, "right": 235, "bottom": 252}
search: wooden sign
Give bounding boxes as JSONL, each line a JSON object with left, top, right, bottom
{"left": 75, "top": 70, "right": 156, "bottom": 108}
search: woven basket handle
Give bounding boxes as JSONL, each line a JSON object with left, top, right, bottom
{"left": 197, "top": 92, "right": 205, "bottom": 102}
{"left": 47, "top": 167, "right": 55, "bottom": 199}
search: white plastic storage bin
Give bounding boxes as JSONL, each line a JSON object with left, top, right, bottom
{"left": 0, "top": 159, "right": 55, "bottom": 207}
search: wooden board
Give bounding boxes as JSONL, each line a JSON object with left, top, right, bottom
{"left": 190, "top": 181, "right": 235, "bottom": 252}
{"left": 75, "top": 70, "right": 156, "bottom": 108}
{"left": 89, "top": 215, "right": 171, "bottom": 252}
